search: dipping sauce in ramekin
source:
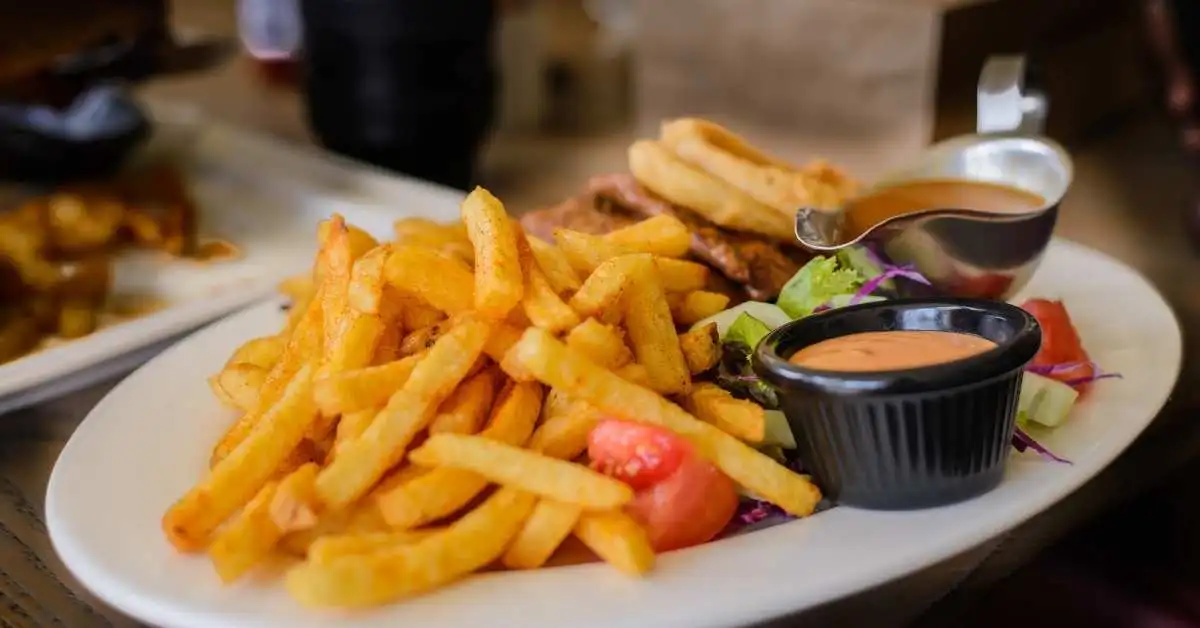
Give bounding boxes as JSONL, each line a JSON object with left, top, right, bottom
{"left": 754, "top": 298, "right": 1041, "bottom": 510}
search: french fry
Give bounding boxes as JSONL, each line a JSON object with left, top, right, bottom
{"left": 397, "top": 294, "right": 446, "bottom": 331}
{"left": 164, "top": 363, "right": 318, "bottom": 552}
{"left": 307, "top": 529, "right": 440, "bottom": 565}
{"left": 315, "top": 318, "right": 491, "bottom": 509}
{"left": 376, "top": 379, "right": 541, "bottom": 527}
{"left": 331, "top": 408, "right": 378, "bottom": 460}
{"left": 670, "top": 291, "right": 731, "bottom": 326}
{"left": 319, "top": 215, "right": 353, "bottom": 355}
{"left": 226, "top": 335, "right": 285, "bottom": 369}
{"left": 568, "top": 254, "right": 638, "bottom": 322}
{"left": 211, "top": 292, "right": 322, "bottom": 467}
{"left": 393, "top": 218, "right": 473, "bottom": 264}
{"left": 207, "top": 479, "right": 280, "bottom": 582}
{"left": 502, "top": 328, "right": 822, "bottom": 517}
{"left": 278, "top": 274, "right": 314, "bottom": 305}
{"left": 654, "top": 258, "right": 710, "bottom": 292}
{"left": 408, "top": 434, "right": 633, "bottom": 509}
{"left": 461, "top": 187, "right": 523, "bottom": 318}
{"left": 573, "top": 511, "right": 655, "bottom": 576}
{"left": 527, "top": 235, "right": 581, "bottom": 294}
{"left": 286, "top": 487, "right": 536, "bottom": 608}
{"left": 528, "top": 401, "right": 603, "bottom": 461}
{"left": 515, "top": 230, "right": 580, "bottom": 333}
{"left": 628, "top": 139, "right": 794, "bottom": 240}
{"left": 604, "top": 214, "right": 690, "bottom": 258}
{"left": 319, "top": 220, "right": 380, "bottom": 261}
{"left": 502, "top": 499, "right": 583, "bottom": 569}
{"left": 622, "top": 255, "right": 691, "bottom": 395}
{"left": 679, "top": 323, "right": 721, "bottom": 375}
{"left": 684, "top": 383, "right": 766, "bottom": 444}
{"left": 428, "top": 367, "right": 498, "bottom": 435}
{"left": 483, "top": 322, "right": 525, "bottom": 365}
{"left": 313, "top": 352, "right": 422, "bottom": 417}
{"left": 209, "top": 364, "right": 268, "bottom": 412}
{"left": 270, "top": 463, "right": 321, "bottom": 533}
{"left": 565, "top": 318, "right": 633, "bottom": 369}
{"left": 399, "top": 319, "right": 454, "bottom": 357}
{"left": 322, "top": 312, "right": 385, "bottom": 376}
{"left": 347, "top": 245, "right": 391, "bottom": 315}
{"left": 385, "top": 245, "right": 475, "bottom": 315}
{"left": 614, "top": 363, "right": 652, "bottom": 388}
{"left": 553, "top": 229, "right": 627, "bottom": 276}
{"left": 279, "top": 499, "right": 389, "bottom": 557}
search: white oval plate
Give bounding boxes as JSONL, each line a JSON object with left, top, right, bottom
{"left": 46, "top": 238, "right": 1180, "bottom": 628}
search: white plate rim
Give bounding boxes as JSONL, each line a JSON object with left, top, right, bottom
{"left": 45, "top": 237, "right": 1182, "bottom": 628}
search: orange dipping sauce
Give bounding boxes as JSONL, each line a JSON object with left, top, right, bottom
{"left": 844, "top": 179, "right": 1045, "bottom": 239}
{"left": 788, "top": 330, "right": 997, "bottom": 372}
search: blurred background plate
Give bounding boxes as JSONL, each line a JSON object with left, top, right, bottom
{"left": 0, "top": 99, "right": 465, "bottom": 414}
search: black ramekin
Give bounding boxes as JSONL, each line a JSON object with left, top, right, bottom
{"left": 752, "top": 298, "right": 1041, "bottom": 510}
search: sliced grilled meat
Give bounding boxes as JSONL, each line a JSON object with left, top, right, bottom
{"left": 587, "top": 174, "right": 808, "bottom": 300}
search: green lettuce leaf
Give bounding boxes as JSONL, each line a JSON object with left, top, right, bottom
{"left": 776, "top": 255, "right": 863, "bottom": 318}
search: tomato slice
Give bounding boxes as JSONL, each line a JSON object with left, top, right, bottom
{"left": 1021, "top": 298, "right": 1095, "bottom": 391}
{"left": 588, "top": 418, "right": 738, "bottom": 551}
{"left": 588, "top": 419, "right": 690, "bottom": 490}
{"left": 625, "top": 454, "right": 739, "bottom": 552}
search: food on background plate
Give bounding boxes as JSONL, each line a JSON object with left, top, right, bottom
{"left": 0, "top": 164, "right": 237, "bottom": 364}
{"left": 172, "top": 187, "right": 821, "bottom": 609}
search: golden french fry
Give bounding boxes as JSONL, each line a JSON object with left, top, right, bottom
{"left": 393, "top": 218, "right": 474, "bottom": 264}
{"left": 399, "top": 319, "right": 454, "bottom": 357}
{"left": 527, "top": 235, "right": 581, "bottom": 294}
{"left": 654, "top": 258, "right": 710, "bottom": 292}
{"left": 565, "top": 318, "right": 633, "bottom": 369}
{"left": 319, "top": 215, "right": 353, "bottom": 356}
{"left": 573, "top": 511, "right": 655, "bottom": 576}
{"left": 679, "top": 323, "right": 721, "bottom": 375}
{"left": 628, "top": 139, "right": 793, "bottom": 240}
{"left": 269, "top": 463, "right": 321, "bottom": 533}
{"left": 322, "top": 312, "right": 385, "bottom": 376}
{"left": 484, "top": 321, "right": 525, "bottom": 365}
{"left": 165, "top": 364, "right": 318, "bottom": 552}
{"left": 285, "top": 487, "right": 536, "bottom": 608}
{"left": 385, "top": 245, "right": 475, "bottom": 315}
{"left": 671, "top": 291, "right": 731, "bottom": 326}
{"left": 684, "top": 383, "right": 766, "bottom": 443}
{"left": 502, "top": 328, "right": 822, "bottom": 516}
{"left": 408, "top": 434, "right": 632, "bottom": 509}
{"left": 226, "top": 335, "right": 286, "bottom": 369}
{"left": 568, "top": 254, "right": 639, "bottom": 322}
{"left": 614, "top": 363, "right": 652, "bottom": 388}
{"left": 502, "top": 499, "right": 583, "bottom": 569}
{"left": 317, "top": 220, "right": 379, "bottom": 260}
{"left": 313, "top": 353, "right": 422, "bottom": 417}
{"left": 622, "top": 255, "right": 690, "bottom": 395}
{"left": 209, "top": 364, "right": 268, "bottom": 412}
{"left": 376, "top": 379, "right": 541, "bottom": 527}
{"left": 211, "top": 292, "right": 323, "bottom": 467}
{"left": 207, "top": 479, "right": 280, "bottom": 583}
{"left": 307, "top": 529, "right": 440, "bottom": 565}
{"left": 331, "top": 408, "right": 377, "bottom": 461}
{"left": 528, "top": 401, "right": 603, "bottom": 461}
{"left": 316, "top": 318, "right": 491, "bottom": 509}
{"left": 604, "top": 214, "right": 690, "bottom": 258}
{"left": 553, "top": 229, "right": 627, "bottom": 276}
{"left": 515, "top": 229, "right": 579, "bottom": 333}
{"left": 461, "top": 187, "right": 523, "bottom": 319}
{"left": 278, "top": 274, "right": 314, "bottom": 305}
{"left": 347, "top": 245, "right": 391, "bottom": 315}
{"left": 428, "top": 367, "right": 498, "bottom": 435}
{"left": 279, "top": 499, "right": 389, "bottom": 557}
{"left": 397, "top": 294, "right": 446, "bottom": 331}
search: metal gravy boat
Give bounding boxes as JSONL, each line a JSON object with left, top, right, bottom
{"left": 795, "top": 56, "right": 1073, "bottom": 300}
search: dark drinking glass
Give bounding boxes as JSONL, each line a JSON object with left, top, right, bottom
{"left": 299, "top": 0, "right": 496, "bottom": 191}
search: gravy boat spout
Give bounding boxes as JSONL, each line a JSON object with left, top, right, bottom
{"left": 793, "top": 132, "right": 1073, "bottom": 299}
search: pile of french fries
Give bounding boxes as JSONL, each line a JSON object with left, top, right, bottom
{"left": 168, "top": 187, "right": 822, "bottom": 609}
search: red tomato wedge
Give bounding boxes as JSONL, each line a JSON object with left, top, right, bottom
{"left": 588, "top": 419, "right": 738, "bottom": 552}
{"left": 1021, "top": 298, "right": 1095, "bottom": 392}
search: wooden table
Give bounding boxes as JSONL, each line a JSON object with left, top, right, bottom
{"left": 6, "top": 4, "right": 1200, "bottom": 627}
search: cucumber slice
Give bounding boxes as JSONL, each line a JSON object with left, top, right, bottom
{"left": 691, "top": 301, "right": 791, "bottom": 337}
{"left": 761, "top": 410, "right": 796, "bottom": 449}
{"left": 1018, "top": 372, "right": 1080, "bottom": 428}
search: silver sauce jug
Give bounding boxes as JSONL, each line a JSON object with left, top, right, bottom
{"left": 794, "top": 56, "right": 1073, "bottom": 300}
